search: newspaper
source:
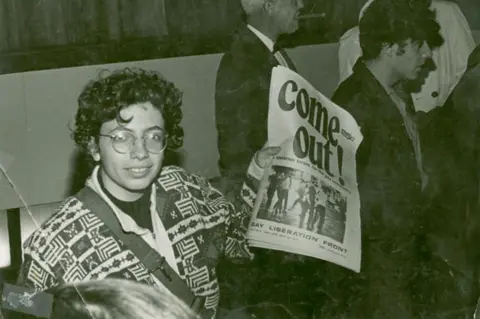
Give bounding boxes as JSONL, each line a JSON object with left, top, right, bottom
{"left": 247, "top": 66, "right": 363, "bottom": 272}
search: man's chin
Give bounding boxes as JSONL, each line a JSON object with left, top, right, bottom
{"left": 287, "top": 22, "right": 299, "bottom": 34}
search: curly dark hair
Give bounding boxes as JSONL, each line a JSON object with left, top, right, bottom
{"left": 359, "top": 0, "right": 444, "bottom": 61}
{"left": 73, "top": 67, "right": 184, "bottom": 155}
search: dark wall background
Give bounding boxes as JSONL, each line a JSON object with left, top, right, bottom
{"left": 0, "top": 0, "right": 477, "bottom": 75}
{"left": 0, "top": 0, "right": 368, "bottom": 74}
{"left": 0, "top": 0, "right": 355, "bottom": 51}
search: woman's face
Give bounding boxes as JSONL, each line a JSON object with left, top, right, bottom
{"left": 91, "top": 102, "right": 165, "bottom": 201}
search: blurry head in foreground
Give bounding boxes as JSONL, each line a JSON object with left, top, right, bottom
{"left": 45, "top": 279, "right": 199, "bottom": 319}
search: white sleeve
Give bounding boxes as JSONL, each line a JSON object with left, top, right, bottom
{"left": 247, "top": 153, "right": 264, "bottom": 181}
{"left": 438, "top": 1, "right": 475, "bottom": 103}
{"left": 412, "top": 1, "right": 475, "bottom": 111}
{"left": 338, "top": 27, "right": 363, "bottom": 86}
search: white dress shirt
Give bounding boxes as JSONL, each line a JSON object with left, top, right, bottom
{"left": 247, "top": 24, "right": 290, "bottom": 68}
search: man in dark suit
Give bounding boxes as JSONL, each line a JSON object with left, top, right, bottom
{"left": 215, "top": 0, "right": 303, "bottom": 199}
{"left": 215, "top": 1, "right": 311, "bottom": 317}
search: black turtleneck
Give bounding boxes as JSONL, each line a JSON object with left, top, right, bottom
{"left": 98, "top": 171, "right": 153, "bottom": 232}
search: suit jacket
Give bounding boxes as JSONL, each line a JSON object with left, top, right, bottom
{"left": 215, "top": 27, "right": 317, "bottom": 317}
{"left": 215, "top": 26, "right": 295, "bottom": 189}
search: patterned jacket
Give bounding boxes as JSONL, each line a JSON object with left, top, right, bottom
{"left": 17, "top": 165, "right": 257, "bottom": 318}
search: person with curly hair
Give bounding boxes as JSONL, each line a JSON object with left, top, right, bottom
{"left": 338, "top": 0, "right": 475, "bottom": 112}
{"left": 313, "top": 0, "right": 455, "bottom": 318}
{"left": 333, "top": 1, "right": 478, "bottom": 317}
{"left": 15, "top": 67, "right": 278, "bottom": 319}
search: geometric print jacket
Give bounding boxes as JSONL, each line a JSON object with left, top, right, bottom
{"left": 16, "top": 165, "right": 255, "bottom": 318}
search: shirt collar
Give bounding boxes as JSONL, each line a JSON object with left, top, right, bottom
{"left": 85, "top": 165, "right": 152, "bottom": 235}
{"left": 247, "top": 24, "right": 275, "bottom": 52}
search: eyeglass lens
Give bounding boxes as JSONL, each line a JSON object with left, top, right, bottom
{"left": 111, "top": 132, "right": 166, "bottom": 154}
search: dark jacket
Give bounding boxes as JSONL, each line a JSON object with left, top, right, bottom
{"left": 332, "top": 61, "right": 424, "bottom": 236}
{"left": 326, "top": 58, "right": 479, "bottom": 318}
{"left": 421, "top": 45, "right": 480, "bottom": 212}
{"left": 410, "top": 45, "right": 480, "bottom": 318}
{"left": 320, "top": 60, "right": 427, "bottom": 319}
{"left": 446, "top": 44, "right": 480, "bottom": 212}
{"left": 418, "top": 45, "right": 480, "bottom": 239}
{"left": 215, "top": 26, "right": 295, "bottom": 187}
{"left": 215, "top": 27, "right": 315, "bottom": 317}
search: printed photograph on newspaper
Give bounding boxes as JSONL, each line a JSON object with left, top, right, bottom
{"left": 247, "top": 66, "right": 363, "bottom": 272}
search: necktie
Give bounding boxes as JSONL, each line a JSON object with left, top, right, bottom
{"left": 273, "top": 44, "right": 296, "bottom": 71}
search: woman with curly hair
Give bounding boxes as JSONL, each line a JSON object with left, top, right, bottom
{"left": 16, "top": 67, "right": 277, "bottom": 319}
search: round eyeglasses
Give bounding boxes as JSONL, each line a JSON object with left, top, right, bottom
{"left": 99, "top": 131, "right": 167, "bottom": 154}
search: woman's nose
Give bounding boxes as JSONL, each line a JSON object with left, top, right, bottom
{"left": 130, "top": 138, "right": 149, "bottom": 159}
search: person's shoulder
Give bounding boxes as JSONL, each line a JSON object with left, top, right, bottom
{"left": 339, "top": 26, "right": 359, "bottom": 43}
{"left": 23, "top": 197, "right": 87, "bottom": 256}
{"left": 220, "top": 25, "right": 272, "bottom": 68}
{"left": 333, "top": 72, "right": 367, "bottom": 107}
{"left": 229, "top": 26, "right": 267, "bottom": 52}
{"left": 458, "top": 62, "right": 480, "bottom": 90}
{"left": 158, "top": 165, "right": 212, "bottom": 190}
{"left": 333, "top": 74, "right": 375, "bottom": 126}
{"left": 451, "top": 64, "right": 480, "bottom": 112}
{"left": 158, "top": 166, "right": 232, "bottom": 211}
{"left": 158, "top": 165, "right": 193, "bottom": 178}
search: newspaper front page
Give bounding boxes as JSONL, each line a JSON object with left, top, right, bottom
{"left": 247, "top": 66, "right": 363, "bottom": 272}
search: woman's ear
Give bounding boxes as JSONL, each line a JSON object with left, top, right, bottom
{"left": 88, "top": 137, "right": 101, "bottom": 162}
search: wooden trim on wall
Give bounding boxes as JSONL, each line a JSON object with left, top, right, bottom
{"left": 0, "top": 35, "right": 236, "bottom": 75}
{"left": 6, "top": 208, "right": 21, "bottom": 270}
